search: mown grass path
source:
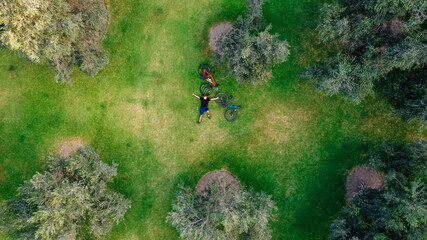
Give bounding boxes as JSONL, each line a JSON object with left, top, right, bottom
{"left": 0, "top": 0, "right": 419, "bottom": 239}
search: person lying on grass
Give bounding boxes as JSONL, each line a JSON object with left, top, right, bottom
{"left": 192, "top": 93, "right": 220, "bottom": 124}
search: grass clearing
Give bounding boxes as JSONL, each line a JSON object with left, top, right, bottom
{"left": 0, "top": 0, "right": 422, "bottom": 239}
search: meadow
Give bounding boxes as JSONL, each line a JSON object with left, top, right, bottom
{"left": 0, "top": 0, "right": 419, "bottom": 239}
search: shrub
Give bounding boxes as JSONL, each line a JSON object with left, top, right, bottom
{"left": 167, "top": 175, "right": 276, "bottom": 240}
{"left": 0, "top": 0, "right": 109, "bottom": 82}
{"left": 329, "top": 140, "right": 427, "bottom": 240}
{"left": 303, "top": 0, "right": 427, "bottom": 106}
{"left": 379, "top": 68, "right": 427, "bottom": 126}
{"left": 0, "top": 146, "right": 131, "bottom": 240}
{"left": 79, "top": 45, "right": 109, "bottom": 77}
{"left": 215, "top": 0, "right": 290, "bottom": 85}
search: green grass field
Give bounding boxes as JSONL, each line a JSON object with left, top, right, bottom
{"left": 0, "top": 0, "right": 421, "bottom": 239}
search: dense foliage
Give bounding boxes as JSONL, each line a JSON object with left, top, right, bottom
{"left": 330, "top": 140, "right": 427, "bottom": 240}
{"left": 379, "top": 68, "right": 427, "bottom": 126}
{"left": 303, "top": 0, "right": 427, "bottom": 104}
{"left": 166, "top": 176, "right": 277, "bottom": 240}
{"left": 0, "top": 0, "right": 109, "bottom": 82}
{"left": 215, "top": 0, "right": 290, "bottom": 85}
{"left": 0, "top": 147, "right": 131, "bottom": 240}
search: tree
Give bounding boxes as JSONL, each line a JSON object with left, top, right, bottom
{"left": 0, "top": 0, "right": 109, "bottom": 82}
{"left": 215, "top": 0, "right": 290, "bottom": 85}
{"left": 166, "top": 175, "right": 277, "bottom": 240}
{"left": 0, "top": 146, "right": 131, "bottom": 240}
{"left": 378, "top": 68, "right": 427, "bottom": 126}
{"left": 303, "top": 0, "right": 427, "bottom": 104}
{"left": 329, "top": 140, "right": 427, "bottom": 240}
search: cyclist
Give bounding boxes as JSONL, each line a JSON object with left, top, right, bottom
{"left": 192, "top": 93, "right": 219, "bottom": 124}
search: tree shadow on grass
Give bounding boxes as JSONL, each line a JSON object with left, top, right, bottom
{"left": 169, "top": 138, "right": 379, "bottom": 240}
{"left": 263, "top": 0, "right": 336, "bottom": 93}
{"left": 174, "top": 144, "right": 278, "bottom": 194}
{"left": 272, "top": 139, "right": 375, "bottom": 240}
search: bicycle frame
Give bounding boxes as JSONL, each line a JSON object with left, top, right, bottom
{"left": 226, "top": 102, "right": 240, "bottom": 109}
{"left": 201, "top": 70, "right": 218, "bottom": 86}
{"left": 215, "top": 92, "right": 241, "bottom": 122}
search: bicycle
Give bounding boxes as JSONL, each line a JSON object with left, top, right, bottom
{"left": 198, "top": 64, "right": 219, "bottom": 96}
{"left": 215, "top": 92, "right": 241, "bottom": 122}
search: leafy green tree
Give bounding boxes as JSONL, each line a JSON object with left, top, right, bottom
{"left": 167, "top": 176, "right": 277, "bottom": 240}
{"left": 303, "top": 0, "right": 427, "bottom": 104}
{"left": 329, "top": 140, "right": 427, "bottom": 240}
{"left": 215, "top": 0, "right": 290, "bottom": 85}
{"left": 0, "top": 0, "right": 109, "bottom": 82}
{"left": 0, "top": 146, "right": 131, "bottom": 240}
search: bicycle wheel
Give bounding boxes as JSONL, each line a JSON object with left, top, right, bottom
{"left": 215, "top": 92, "right": 228, "bottom": 107}
{"left": 198, "top": 64, "right": 211, "bottom": 78}
{"left": 200, "top": 83, "right": 213, "bottom": 95}
{"left": 225, "top": 109, "right": 238, "bottom": 122}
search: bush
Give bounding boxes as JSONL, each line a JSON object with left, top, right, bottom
{"left": 167, "top": 175, "right": 277, "bottom": 240}
{"left": 379, "top": 68, "right": 427, "bottom": 126}
{"left": 329, "top": 140, "right": 427, "bottom": 240}
{"left": 303, "top": 0, "right": 427, "bottom": 107}
{"left": 0, "top": 0, "right": 109, "bottom": 83}
{"left": 0, "top": 146, "right": 131, "bottom": 240}
{"left": 215, "top": 0, "right": 290, "bottom": 85}
{"left": 79, "top": 45, "right": 109, "bottom": 77}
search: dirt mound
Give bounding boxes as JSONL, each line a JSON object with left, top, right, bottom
{"left": 346, "top": 166, "right": 385, "bottom": 202}
{"left": 209, "top": 22, "right": 233, "bottom": 54}
{"left": 379, "top": 20, "right": 402, "bottom": 34}
{"left": 56, "top": 137, "right": 86, "bottom": 158}
{"left": 196, "top": 170, "right": 240, "bottom": 194}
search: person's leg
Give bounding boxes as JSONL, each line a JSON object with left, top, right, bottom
{"left": 207, "top": 110, "right": 211, "bottom": 119}
{"left": 199, "top": 108, "right": 205, "bottom": 124}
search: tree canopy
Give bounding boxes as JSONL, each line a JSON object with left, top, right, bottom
{"left": 303, "top": 0, "right": 427, "bottom": 104}
{"left": 330, "top": 140, "right": 427, "bottom": 240}
{"left": 0, "top": 146, "right": 131, "bottom": 240}
{"left": 379, "top": 67, "right": 427, "bottom": 126}
{"left": 215, "top": 0, "right": 290, "bottom": 85}
{"left": 166, "top": 175, "right": 277, "bottom": 240}
{"left": 0, "top": 0, "right": 109, "bottom": 82}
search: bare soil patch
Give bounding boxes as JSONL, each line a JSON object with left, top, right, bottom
{"left": 379, "top": 20, "right": 402, "bottom": 34}
{"left": 346, "top": 166, "right": 385, "bottom": 202}
{"left": 56, "top": 137, "right": 86, "bottom": 158}
{"left": 209, "top": 22, "right": 233, "bottom": 54}
{"left": 196, "top": 170, "right": 240, "bottom": 195}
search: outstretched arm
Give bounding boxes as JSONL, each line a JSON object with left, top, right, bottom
{"left": 211, "top": 97, "right": 219, "bottom": 100}
{"left": 192, "top": 93, "right": 200, "bottom": 99}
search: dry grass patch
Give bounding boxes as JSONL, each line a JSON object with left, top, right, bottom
{"left": 0, "top": 87, "right": 11, "bottom": 110}
{"left": 284, "top": 179, "right": 297, "bottom": 198}
{"left": 106, "top": 90, "right": 153, "bottom": 137}
{"left": 113, "top": 102, "right": 146, "bottom": 136}
{"left": 248, "top": 104, "right": 313, "bottom": 155}
{"left": 118, "top": 235, "right": 139, "bottom": 240}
